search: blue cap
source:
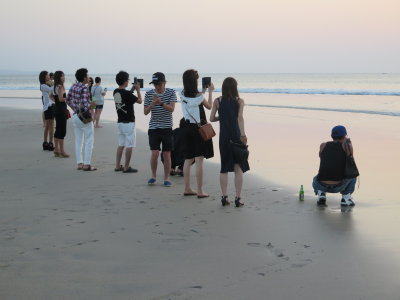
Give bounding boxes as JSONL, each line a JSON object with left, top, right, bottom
{"left": 331, "top": 125, "right": 347, "bottom": 138}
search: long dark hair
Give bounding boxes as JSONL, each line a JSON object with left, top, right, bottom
{"left": 39, "top": 70, "right": 48, "bottom": 85}
{"left": 53, "top": 71, "right": 64, "bottom": 88}
{"left": 182, "top": 69, "right": 199, "bottom": 98}
{"left": 222, "top": 77, "right": 239, "bottom": 101}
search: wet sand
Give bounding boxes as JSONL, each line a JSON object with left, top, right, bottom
{"left": 1, "top": 104, "right": 400, "bottom": 299}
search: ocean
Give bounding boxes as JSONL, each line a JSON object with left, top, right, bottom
{"left": 1, "top": 73, "right": 399, "bottom": 117}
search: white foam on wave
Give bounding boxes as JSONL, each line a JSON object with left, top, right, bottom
{"left": 1, "top": 86, "right": 400, "bottom": 96}
{"left": 247, "top": 103, "right": 400, "bottom": 117}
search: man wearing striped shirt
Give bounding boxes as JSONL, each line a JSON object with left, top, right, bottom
{"left": 144, "top": 72, "right": 177, "bottom": 186}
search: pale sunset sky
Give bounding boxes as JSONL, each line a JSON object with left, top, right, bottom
{"left": 1, "top": 0, "right": 399, "bottom": 73}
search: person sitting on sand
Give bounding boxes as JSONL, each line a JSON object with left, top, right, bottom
{"left": 312, "top": 125, "right": 358, "bottom": 207}
{"left": 113, "top": 71, "right": 142, "bottom": 173}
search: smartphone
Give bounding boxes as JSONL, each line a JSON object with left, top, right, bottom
{"left": 202, "top": 77, "right": 211, "bottom": 89}
{"left": 133, "top": 77, "right": 144, "bottom": 88}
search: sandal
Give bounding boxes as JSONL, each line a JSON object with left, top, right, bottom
{"left": 47, "top": 142, "right": 54, "bottom": 151}
{"left": 123, "top": 167, "right": 138, "bottom": 173}
{"left": 235, "top": 197, "right": 244, "bottom": 207}
{"left": 184, "top": 192, "right": 197, "bottom": 196}
{"left": 197, "top": 194, "right": 209, "bottom": 199}
{"left": 114, "top": 165, "right": 123, "bottom": 172}
{"left": 83, "top": 165, "right": 97, "bottom": 171}
{"left": 59, "top": 152, "right": 69, "bottom": 158}
{"left": 221, "top": 196, "right": 230, "bottom": 206}
{"left": 54, "top": 151, "right": 60, "bottom": 157}
{"left": 77, "top": 164, "right": 84, "bottom": 170}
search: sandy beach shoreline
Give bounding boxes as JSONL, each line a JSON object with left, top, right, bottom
{"left": 1, "top": 105, "right": 400, "bottom": 299}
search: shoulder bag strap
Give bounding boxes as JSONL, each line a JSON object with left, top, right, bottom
{"left": 182, "top": 99, "right": 200, "bottom": 127}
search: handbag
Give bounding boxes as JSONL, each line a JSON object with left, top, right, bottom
{"left": 198, "top": 123, "right": 216, "bottom": 141}
{"left": 343, "top": 142, "right": 359, "bottom": 178}
{"left": 183, "top": 101, "right": 215, "bottom": 141}
{"left": 230, "top": 140, "right": 249, "bottom": 163}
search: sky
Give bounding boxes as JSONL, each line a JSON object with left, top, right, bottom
{"left": 1, "top": 0, "right": 399, "bottom": 74}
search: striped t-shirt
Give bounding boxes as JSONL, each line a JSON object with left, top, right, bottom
{"left": 144, "top": 88, "right": 177, "bottom": 129}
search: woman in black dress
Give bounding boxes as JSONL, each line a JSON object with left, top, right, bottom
{"left": 180, "top": 69, "right": 214, "bottom": 198}
{"left": 52, "top": 71, "right": 70, "bottom": 157}
{"left": 210, "top": 77, "right": 249, "bottom": 207}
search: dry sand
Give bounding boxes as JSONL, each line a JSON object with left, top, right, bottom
{"left": 1, "top": 106, "right": 400, "bottom": 300}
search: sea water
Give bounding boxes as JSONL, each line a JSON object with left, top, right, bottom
{"left": 1, "top": 73, "right": 400, "bottom": 117}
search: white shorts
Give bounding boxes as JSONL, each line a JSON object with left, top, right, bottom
{"left": 118, "top": 122, "right": 136, "bottom": 148}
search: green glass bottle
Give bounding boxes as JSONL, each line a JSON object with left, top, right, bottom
{"left": 299, "top": 185, "right": 304, "bottom": 201}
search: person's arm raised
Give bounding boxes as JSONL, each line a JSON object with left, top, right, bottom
{"left": 210, "top": 98, "right": 219, "bottom": 122}
{"left": 202, "top": 82, "right": 214, "bottom": 110}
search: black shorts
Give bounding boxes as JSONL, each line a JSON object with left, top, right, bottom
{"left": 148, "top": 128, "right": 173, "bottom": 152}
{"left": 96, "top": 105, "right": 103, "bottom": 109}
{"left": 44, "top": 105, "right": 54, "bottom": 120}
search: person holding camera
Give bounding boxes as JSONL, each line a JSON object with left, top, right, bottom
{"left": 113, "top": 71, "right": 142, "bottom": 173}
{"left": 180, "top": 69, "right": 214, "bottom": 198}
{"left": 39, "top": 71, "right": 55, "bottom": 151}
{"left": 312, "top": 125, "right": 357, "bottom": 207}
{"left": 144, "top": 72, "right": 177, "bottom": 187}
{"left": 92, "top": 77, "right": 107, "bottom": 128}
{"left": 66, "top": 68, "right": 96, "bottom": 171}
{"left": 210, "top": 77, "right": 249, "bottom": 207}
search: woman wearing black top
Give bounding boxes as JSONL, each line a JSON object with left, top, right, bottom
{"left": 52, "top": 71, "right": 69, "bottom": 157}
{"left": 180, "top": 69, "right": 214, "bottom": 198}
{"left": 210, "top": 77, "right": 249, "bottom": 207}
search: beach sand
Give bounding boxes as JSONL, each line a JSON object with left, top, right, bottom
{"left": 1, "top": 102, "right": 400, "bottom": 299}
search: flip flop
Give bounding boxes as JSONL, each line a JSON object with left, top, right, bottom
{"left": 197, "top": 194, "right": 209, "bottom": 199}
{"left": 123, "top": 167, "right": 138, "bottom": 173}
{"left": 83, "top": 165, "right": 97, "bottom": 171}
{"left": 183, "top": 192, "right": 197, "bottom": 196}
{"left": 114, "top": 165, "right": 123, "bottom": 172}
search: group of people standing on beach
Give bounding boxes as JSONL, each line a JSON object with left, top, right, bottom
{"left": 39, "top": 68, "right": 249, "bottom": 207}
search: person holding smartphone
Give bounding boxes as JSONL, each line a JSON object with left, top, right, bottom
{"left": 180, "top": 69, "right": 214, "bottom": 198}
{"left": 144, "top": 72, "right": 177, "bottom": 187}
{"left": 92, "top": 77, "right": 107, "bottom": 128}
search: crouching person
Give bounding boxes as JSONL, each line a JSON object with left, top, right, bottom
{"left": 312, "top": 125, "right": 358, "bottom": 207}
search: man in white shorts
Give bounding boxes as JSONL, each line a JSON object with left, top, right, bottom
{"left": 113, "top": 71, "right": 142, "bottom": 173}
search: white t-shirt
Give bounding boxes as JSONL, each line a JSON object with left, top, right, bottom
{"left": 40, "top": 84, "right": 53, "bottom": 111}
{"left": 92, "top": 85, "right": 104, "bottom": 105}
{"left": 180, "top": 91, "right": 205, "bottom": 124}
